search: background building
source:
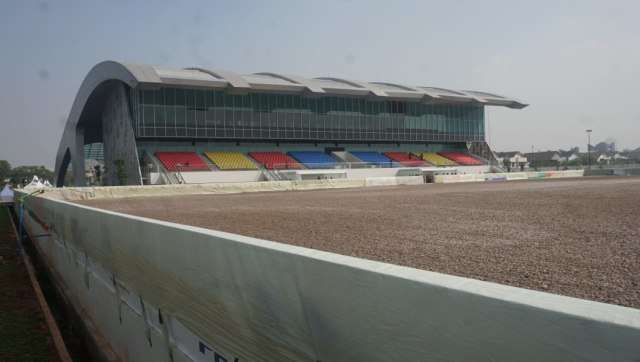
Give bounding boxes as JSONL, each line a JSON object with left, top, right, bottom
{"left": 495, "top": 151, "right": 528, "bottom": 171}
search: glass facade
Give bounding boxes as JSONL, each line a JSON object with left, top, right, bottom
{"left": 129, "top": 87, "right": 485, "bottom": 142}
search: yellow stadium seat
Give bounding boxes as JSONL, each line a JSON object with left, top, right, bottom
{"left": 204, "top": 151, "right": 259, "bottom": 170}
{"left": 414, "top": 152, "right": 458, "bottom": 166}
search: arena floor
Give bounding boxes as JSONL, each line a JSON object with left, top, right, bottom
{"left": 78, "top": 177, "right": 640, "bottom": 309}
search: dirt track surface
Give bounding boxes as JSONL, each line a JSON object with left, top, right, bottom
{"left": 78, "top": 177, "right": 640, "bottom": 309}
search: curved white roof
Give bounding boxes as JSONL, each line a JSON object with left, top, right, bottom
{"left": 118, "top": 61, "right": 527, "bottom": 109}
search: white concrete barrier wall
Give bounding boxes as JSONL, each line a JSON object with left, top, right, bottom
{"left": 456, "top": 165, "right": 492, "bottom": 173}
{"left": 21, "top": 210, "right": 193, "bottom": 362}
{"left": 180, "top": 171, "right": 263, "bottom": 184}
{"left": 435, "top": 170, "right": 586, "bottom": 183}
{"left": 45, "top": 178, "right": 369, "bottom": 201}
{"left": 345, "top": 168, "right": 400, "bottom": 179}
{"left": 506, "top": 172, "right": 528, "bottom": 180}
{"left": 364, "top": 176, "right": 422, "bottom": 187}
{"left": 43, "top": 176, "right": 425, "bottom": 201}
{"left": 22, "top": 194, "right": 640, "bottom": 361}
{"left": 396, "top": 175, "right": 424, "bottom": 185}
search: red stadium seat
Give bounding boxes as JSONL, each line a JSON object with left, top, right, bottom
{"left": 155, "top": 152, "right": 210, "bottom": 171}
{"left": 249, "top": 152, "right": 302, "bottom": 169}
{"left": 438, "top": 152, "right": 483, "bottom": 166}
{"left": 383, "top": 152, "right": 432, "bottom": 167}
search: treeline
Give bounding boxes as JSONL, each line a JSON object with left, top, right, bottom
{"left": 0, "top": 160, "right": 54, "bottom": 185}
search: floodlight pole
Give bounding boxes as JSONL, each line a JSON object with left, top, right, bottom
{"left": 586, "top": 129, "right": 592, "bottom": 170}
{"left": 531, "top": 145, "right": 534, "bottom": 169}
{"left": 17, "top": 189, "right": 45, "bottom": 257}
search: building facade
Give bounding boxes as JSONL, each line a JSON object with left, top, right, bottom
{"left": 130, "top": 88, "right": 486, "bottom": 143}
{"left": 55, "top": 61, "right": 527, "bottom": 186}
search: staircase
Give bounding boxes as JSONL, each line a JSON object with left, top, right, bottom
{"left": 468, "top": 142, "right": 502, "bottom": 168}
{"left": 262, "top": 168, "right": 285, "bottom": 181}
{"left": 331, "top": 151, "right": 360, "bottom": 168}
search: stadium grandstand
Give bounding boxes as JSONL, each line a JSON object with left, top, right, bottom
{"left": 54, "top": 61, "right": 527, "bottom": 186}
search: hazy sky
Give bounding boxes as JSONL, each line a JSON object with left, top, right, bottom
{"left": 1, "top": 0, "right": 639, "bottom": 169}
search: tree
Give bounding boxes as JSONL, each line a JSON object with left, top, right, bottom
{"left": 502, "top": 157, "right": 511, "bottom": 172}
{"left": 94, "top": 164, "right": 103, "bottom": 185}
{"left": 113, "top": 158, "right": 127, "bottom": 185}
{"left": 10, "top": 166, "right": 54, "bottom": 184}
{"left": 0, "top": 160, "right": 11, "bottom": 182}
{"left": 87, "top": 164, "right": 105, "bottom": 186}
{"left": 64, "top": 170, "right": 74, "bottom": 187}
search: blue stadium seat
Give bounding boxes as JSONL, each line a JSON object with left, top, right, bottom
{"left": 288, "top": 151, "right": 338, "bottom": 169}
{"left": 350, "top": 152, "right": 397, "bottom": 167}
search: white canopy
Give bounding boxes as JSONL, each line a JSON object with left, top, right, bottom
{"left": 24, "top": 175, "right": 45, "bottom": 190}
{"left": 0, "top": 183, "right": 13, "bottom": 201}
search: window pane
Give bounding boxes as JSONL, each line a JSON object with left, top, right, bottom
{"left": 165, "top": 88, "right": 175, "bottom": 106}
{"left": 153, "top": 89, "right": 163, "bottom": 106}
{"left": 143, "top": 90, "right": 153, "bottom": 105}
{"left": 196, "top": 89, "right": 205, "bottom": 109}
{"left": 186, "top": 89, "right": 196, "bottom": 108}
{"left": 175, "top": 88, "right": 186, "bottom": 106}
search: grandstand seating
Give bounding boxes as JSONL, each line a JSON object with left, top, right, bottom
{"left": 204, "top": 151, "right": 258, "bottom": 170}
{"left": 383, "top": 152, "right": 432, "bottom": 167}
{"left": 249, "top": 152, "right": 302, "bottom": 169}
{"left": 439, "top": 152, "right": 483, "bottom": 166}
{"left": 288, "top": 151, "right": 338, "bottom": 169}
{"left": 413, "top": 152, "right": 458, "bottom": 166}
{"left": 350, "top": 151, "right": 396, "bottom": 167}
{"left": 155, "top": 152, "right": 210, "bottom": 171}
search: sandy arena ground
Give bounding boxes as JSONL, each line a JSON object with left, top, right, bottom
{"left": 78, "top": 177, "right": 640, "bottom": 309}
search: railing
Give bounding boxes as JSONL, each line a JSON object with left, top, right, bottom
{"left": 465, "top": 152, "right": 492, "bottom": 166}
{"left": 160, "top": 168, "right": 172, "bottom": 184}
{"left": 144, "top": 164, "right": 161, "bottom": 173}
{"left": 143, "top": 153, "right": 173, "bottom": 185}
{"left": 598, "top": 163, "right": 640, "bottom": 169}
{"left": 174, "top": 166, "right": 186, "bottom": 184}
{"left": 273, "top": 169, "right": 285, "bottom": 180}
{"left": 254, "top": 160, "right": 469, "bottom": 170}
{"left": 262, "top": 169, "right": 283, "bottom": 181}
{"left": 532, "top": 163, "right": 640, "bottom": 171}
{"left": 143, "top": 163, "right": 165, "bottom": 179}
